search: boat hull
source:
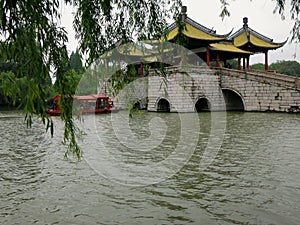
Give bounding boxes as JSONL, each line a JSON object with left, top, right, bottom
{"left": 46, "top": 94, "right": 115, "bottom": 116}
{"left": 46, "top": 109, "right": 112, "bottom": 116}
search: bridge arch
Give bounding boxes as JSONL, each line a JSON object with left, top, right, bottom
{"left": 133, "top": 97, "right": 148, "bottom": 110}
{"left": 222, "top": 88, "right": 245, "bottom": 111}
{"left": 156, "top": 98, "right": 170, "bottom": 112}
{"left": 195, "top": 97, "right": 211, "bottom": 112}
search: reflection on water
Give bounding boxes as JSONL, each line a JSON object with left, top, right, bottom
{"left": 0, "top": 110, "right": 300, "bottom": 224}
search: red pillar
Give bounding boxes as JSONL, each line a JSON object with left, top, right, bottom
{"left": 238, "top": 57, "right": 241, "bottom": 70}
{"left": 216, "top": 54, "right": 220, "bottom": 67}
{"left": 139, "top": 62, "right": 143, "bottom": 76}
{"left": 265, "top": 50, "right": 269, "bottom": 71}
{"left": 206, "top": 47, "right": 210, "bottom": 67}
{"left": 246, "top": 56, "right": 250, "bottom": 70}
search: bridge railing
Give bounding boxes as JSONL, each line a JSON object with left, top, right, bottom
{"left": 149, "top": 65, "right": 212, "bottom": 74}
{"left": 213, "top": 67, "right": 300, "bottom": 91}
{"left": 149, "top": 65, "right": 300, "bottom": 90}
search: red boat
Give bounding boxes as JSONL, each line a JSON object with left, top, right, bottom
{"left": 46, "top": 94, "right": 112, "bottom": 116}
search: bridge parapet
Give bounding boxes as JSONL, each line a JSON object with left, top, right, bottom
{"left": 147, "top": 65, "right": 300, "bottom": 112}
{"left": 214, "top": 67, "right": 300, "bottom": 112}
{"left": 148, "top": 65, "right": 224, "bottom": 112}
{"left": 213, "top": 67, "right": 300, "bottom": 91}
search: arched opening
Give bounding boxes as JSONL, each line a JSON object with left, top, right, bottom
{"left": 133, "top": 101, "right": 141, "bottom": 110}
{"left": 157, "top": 98, "right": 170, "bottom": 112}
{"left": 132, "top": 97, "right": 147, "bottom": 110}
{"left": 195, "top": 98, "right": 211, "bottom": 112}
{"left": 222, "top": 89, "right": 245, "bottom": 111}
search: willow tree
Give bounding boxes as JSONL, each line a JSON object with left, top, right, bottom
{"left": 0, "top": 0, "right": 299, "bottom": 159}
{"left": 0, "top": 0, "right": 181, "bottom": 159}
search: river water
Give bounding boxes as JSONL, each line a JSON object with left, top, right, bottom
{"left": 0, "top": 110, "right": 299, "bottom": 225}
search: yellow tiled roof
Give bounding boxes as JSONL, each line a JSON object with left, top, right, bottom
{"left": 233, "top": 32, "right": 248, "bottom": 47}
{"left": 233, "top": 32, "right": 285, "bottom": 49}
{"left": 249, "top": 34, "right": 285, "bottom": 48}
{"left": 164, "top": 23, "right": 226, "bottom": 41}
{"left": 209, "top": 43, "right": 252, "bottom": 54}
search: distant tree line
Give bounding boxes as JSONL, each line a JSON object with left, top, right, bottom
{"left": 225, "top": 59, "right": 300, "bottom": 77}
{"left": 251, "top": 60, "right": 300, "bottom": 77}
{"left": 0, "top": 49, "right": 85, "bottom": 108}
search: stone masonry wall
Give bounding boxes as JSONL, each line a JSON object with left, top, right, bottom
{"left": 218, "top": 69, "right": 300, "bottom": 112}
{"left": 148, "top": 66, "right": 300, "bottom": 113}
{"left": 148, "top": 66, "right": 225, "bottom": 112}
{"left": 101, "top": 77, "right": 148, "bottom": 109}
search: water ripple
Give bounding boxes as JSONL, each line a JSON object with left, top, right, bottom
{"left": 0, "top": 111, "right": 300, "bottom": 224}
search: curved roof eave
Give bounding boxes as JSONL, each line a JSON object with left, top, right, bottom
{"left": 229, "top": 27, "right": 287, "bottom": 50}
{"left": 185, "top": 17, "right": 232, "bottom": 38}
{"left": 249, "top": 34, "right": 287, "bottom": 49}
{"left": 209, "top": 43, "right": 253, "bottom": 55}
{"left": 162, "top": 16, "right": 232, "bottom": 41}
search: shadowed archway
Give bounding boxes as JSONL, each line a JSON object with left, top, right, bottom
{"left": 157, "top": 98, "right": 170, "bottom": 112}
{"left": 195, "top": 97, "right": 211, "bottom": 112}
{"left": 133, "top": 97, "right": 148, "bottom": 110}
{"left": 222, "top": 89, "right": 245, "bottom": 111}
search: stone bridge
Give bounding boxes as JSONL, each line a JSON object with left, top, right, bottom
{"left": 145, "top": 66, "right": 300, "bottom": 113}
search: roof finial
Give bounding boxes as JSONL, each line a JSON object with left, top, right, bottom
{"left": 243, "top": 17, "right": 248, "bottom": 28}
{"left": 181, "top": 6, "right": 187, "bottom": 22}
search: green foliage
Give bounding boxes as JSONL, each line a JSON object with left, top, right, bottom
{"left": 250, "top": 60, "right": 300, "bottom": 76}
{"left": 73, "top": 0, "right": 182, "bottom": 64}
{"left": 54, "top": 69, "right": 82, "bottom": 158}
{"left": 269, "top": 60, "right": 300, "bottom": 76}
{"left": 0, "top": 59, "right": 17, "bottom": 74}
{"left": 54, "top": 70, "right": 81, "bottom": 95}
{"left": 219, "top": 0, "right": 231, "bottom": 19}
{"left": 0, "top": 0, "right": 70, "bottom": 154}
{"left": 68, "top": 49, "right": 85, "bottom": 74}
{"left": 226, "top": 59, "right": 238, "bottom": 69}
{"left": 59, "top": 51, "right": 98, "bottom": 96}
{"left": 75, "top": 70, "right": 98, "bottom": 95}
{"left": 250, "top": 63, "right": 265, "bottom": 71}
{"left": 0, "top": 70, "right": 53, "bottom": 108}
{"left": 0, "top": 72, "right": 18, "bottom": 106}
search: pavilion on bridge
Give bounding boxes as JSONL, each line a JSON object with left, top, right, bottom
{"left": 163, "top": 6, "right": 286, "bottom": 71}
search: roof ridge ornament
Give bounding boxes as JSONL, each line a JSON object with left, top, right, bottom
{"left": 243, "top": 17, "right": 248, "bottom": 28}
{"left": 243, "top": 17, "right": 250, "bottom": 41}
{"left": 181, "top": 6, "right": 187, "bottom": 22}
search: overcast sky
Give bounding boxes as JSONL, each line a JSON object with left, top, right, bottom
{"left": 61, "top": 0, "right": 299, "bottom": 65}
